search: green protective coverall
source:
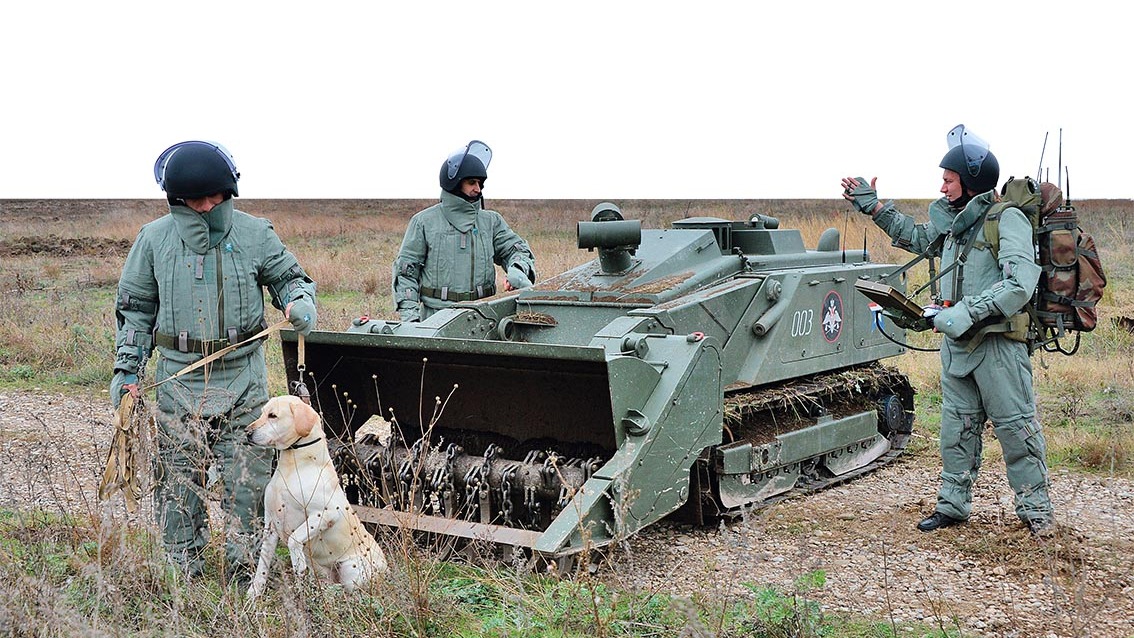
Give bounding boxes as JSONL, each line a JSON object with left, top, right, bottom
{"left": 392, "top": 190, "right": 536, "bottom": 322}
{"left": 872, "top": 190, "right": 1053, "bottom": 525}
{"left": 113, "top": 198, "right": 316, "bottom": 577}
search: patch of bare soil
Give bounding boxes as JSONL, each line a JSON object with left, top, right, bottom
{"left": 1, "top": 390, "right": 1131, "bottom": 637}
{"left": 0, "top": 234, "right": 134, "bottom": 258}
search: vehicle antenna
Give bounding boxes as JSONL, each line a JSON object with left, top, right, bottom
{"left": 842, "top": 209, "right": 849, "bottom": 263}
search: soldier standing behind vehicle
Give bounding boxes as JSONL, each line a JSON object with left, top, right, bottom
{"left": 392, "top": 140, "right": 536, "bottom": 322}
{"left": 840, "top": 125, "right": 1055, "bottom": 536}
{"left": 110, "top": 140, "right": 318, "bottom": 586}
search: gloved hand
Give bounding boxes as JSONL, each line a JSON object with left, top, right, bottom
{"left": 286, "top": 296, "right": 317, "bottom": 336}
{"left": 921, "top": 304, "right": 943, "bottom": 318}
{"left": 506, "top": 264, "right": 531, "bottom": 291}
{"left": 110, "top": 371, "right": 138, "bottom": 408}
{"left": 933, "top": 304, "right": 974, "bottom": 339}
{"left": 846, "top": 177, "right": 880, "bottom": 215}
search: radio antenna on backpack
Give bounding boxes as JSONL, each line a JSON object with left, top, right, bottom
{"left": 1057, "top": 128, "right": 1064, "bottom": 191}
{"left": 1057, "top": 128, "right": 1073, "bottom": 209}
{"left": 1064, "top": 167, "right": 1072, "bottom": 209}
{"left": 1035, "top": 131, "right": 1048, "bottom": 182}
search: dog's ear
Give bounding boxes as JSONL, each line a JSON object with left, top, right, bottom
{"left": 289, "top": 398, "right": 320, "bottom": 438}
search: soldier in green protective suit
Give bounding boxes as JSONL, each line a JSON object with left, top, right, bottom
{"left": 393, "top": 140, "right": 536, "bottom": 322}
{"left": 110, "top": 141, "right": 318, "bottom": 585}
{"left": 841, "top": 125, "right": 1054, "bottom": 535}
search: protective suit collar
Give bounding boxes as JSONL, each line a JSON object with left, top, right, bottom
{"left": 927, "top": 198, "right": 957, "bottom": 237}
{"left": 926, "top": 189, "right": 997, "bottom": 240}
{"left": 949, "top": 189, "right": 997, "bottom": 237}
{"left": 169, "top": 197, "right": 234, "bottom": 253}
{"left": 439, "top": 189, "right": 480, "bottom": 233}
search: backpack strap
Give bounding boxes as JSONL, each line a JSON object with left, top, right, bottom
{"left": 978, "top": 175, "right": 1045, "bottom": 261}
{"left": 975, "top": 201, "right": 1014, "bottom": 262}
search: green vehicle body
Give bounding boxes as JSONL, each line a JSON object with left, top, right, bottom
{"left": 280, "top": 206, "right": 914, "bottom": 558}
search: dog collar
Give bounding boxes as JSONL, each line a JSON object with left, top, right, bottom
{"left": 288, "top": 436, "right": 323, "bottom": 450}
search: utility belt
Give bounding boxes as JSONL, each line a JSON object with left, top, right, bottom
{"left": 420, "top": 283, "right": 496, "bottom": 302}
{"left": 154, "top": 322, "right": 267, "bottom": 355}
{"left": 956, "top": 312, "right": 1031, "bottom": 352}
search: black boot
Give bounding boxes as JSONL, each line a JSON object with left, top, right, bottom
{"left": 223, "top": 564, "right": 253, "bottom": 593}
{"left": 1026, "top": 518, "right": 1056, "bottom": 537}
{"left": 917, "top": 511, "right": 965, "bottom": 532}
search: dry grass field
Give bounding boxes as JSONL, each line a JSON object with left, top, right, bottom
{"left": 1, "top": 196, "right": 1132, "bottom": 637}
{"left": 3, "top": 195, "right": 1132, "bottom": 468}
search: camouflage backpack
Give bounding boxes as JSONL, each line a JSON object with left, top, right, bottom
{"left": 983, "top": 176, "right": 1107, "bottom": 354}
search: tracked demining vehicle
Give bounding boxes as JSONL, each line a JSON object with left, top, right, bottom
{"left": 280, "top": 203, "right": 915, "bottom": 560}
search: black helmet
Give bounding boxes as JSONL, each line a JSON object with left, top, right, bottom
{"left": 439, "top": 140, "right": 491, "bottom": 193}
{"left": 940, "top": 125, "right": 999, "bottom": 193}
{"left": 154, "top": 141, "right": 240, "bottom": 200}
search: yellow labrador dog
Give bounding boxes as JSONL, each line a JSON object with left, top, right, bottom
{"left": 245, "top": 395, "right": 387, "bottom": 599}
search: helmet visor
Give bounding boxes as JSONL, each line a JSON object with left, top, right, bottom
{"left": 154, "top": 141, "right": 240, "bottom": 187}
{"left": 445, "top": 140, "right": 492, "bottom": 180}
{"left": 945, "top": 124, "right": 989, "bottom": 178}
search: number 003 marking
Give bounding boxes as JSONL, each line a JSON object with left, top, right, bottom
{"left": 791, "top": 309, "right": 814, "bottom": 337}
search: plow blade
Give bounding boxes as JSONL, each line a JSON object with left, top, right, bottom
{"left": 281, "top": 328, "right": 617, "bottom": 453}
{"left": 279, "top": 323, "right": 723, "bottom": 557}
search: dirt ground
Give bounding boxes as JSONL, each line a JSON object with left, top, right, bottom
{"left": 1, "top": 389, "right": 1131, "bottom": 638}
{"left": 614, "top": 460, "right": 1134, "bottom": 638}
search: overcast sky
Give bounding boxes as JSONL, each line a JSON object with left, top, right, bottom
{"left": 1, "top": 1, "right": 1128, "bottom": 201}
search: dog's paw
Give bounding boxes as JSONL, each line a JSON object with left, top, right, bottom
{"left": 245, "top": 579, "right": 265, "bottom": 600}
{"left": 290, "top": 552, "right": 309, "bottom": 575}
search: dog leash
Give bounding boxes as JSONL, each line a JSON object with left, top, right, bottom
{"left": 291, "top": 333, "right": 313, "bottom": 404}
{"left": 142, "top": 318, "right": 292, "bottom": 392}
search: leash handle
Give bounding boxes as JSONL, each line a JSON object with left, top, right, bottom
{"left": 297, "top": 333, "right": 306, "bottom": 375}
{"left": 291, "top": 333, "right": 312, "bottom": 404}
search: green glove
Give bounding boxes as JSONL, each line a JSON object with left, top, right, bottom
{"left": 848, "top": 178, "right": 880, "bottom": 215}
{"left": 110, "top": 371, "right": 137, "bottom": 408}
{"left": 933, "top": 304, "right": 974, "bottom": 339}
{"left": 506, "top": 264, "right": 532, "bottom": 290}
{"left": 287, "top": 296, "right": 317, "bottom": 336}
